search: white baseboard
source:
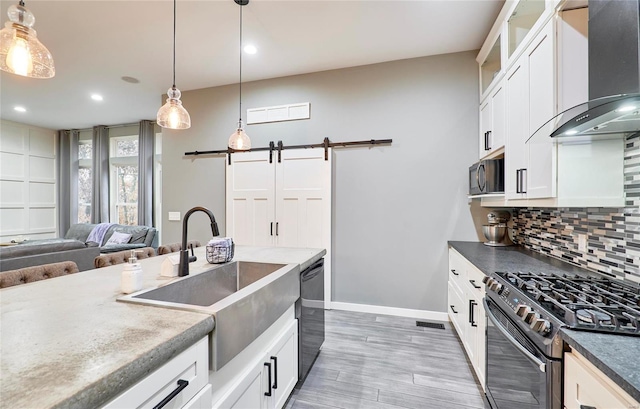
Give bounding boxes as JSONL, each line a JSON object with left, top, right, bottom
{"left": 329, "top": 301, "right": 448, "bottom": 322}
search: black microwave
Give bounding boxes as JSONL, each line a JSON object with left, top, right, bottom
{"left": 469, "top": 159, "right": 504, "bottom": 195}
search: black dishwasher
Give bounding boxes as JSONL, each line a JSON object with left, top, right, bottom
{"left": 295, "top": 258, "right": 325, "bottom": 387}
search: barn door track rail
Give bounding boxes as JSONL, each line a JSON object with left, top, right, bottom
{"left": 184, "top": 137, "right": 393, "bottom": 164}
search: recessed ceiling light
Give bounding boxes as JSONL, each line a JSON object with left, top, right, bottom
{"left": 91, "top": 94, "right": 103, "bottom": 101}
{"left": 243, "top": 45, "right": 257, "bottom": 55}
{"left": 14, "top": 106, "right": 26, "bottom": 112}
{"left": 121, "top": 76, "right": 140, "bottom": 84}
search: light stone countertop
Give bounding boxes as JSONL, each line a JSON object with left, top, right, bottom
{"left": 0, "top": 245, "right": 325, "bottom": 409}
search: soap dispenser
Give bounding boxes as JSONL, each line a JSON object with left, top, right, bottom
{"left": 121, "top": 250, "right": 143, "bottom": 294}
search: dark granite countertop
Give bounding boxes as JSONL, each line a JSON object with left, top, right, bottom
{"left": 448, "top": 241, "right": 640, "bottom": 404}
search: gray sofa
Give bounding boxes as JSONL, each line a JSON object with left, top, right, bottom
{"left": 64, "top": 223, "right": 158, "bottom": 253}
{"left": 0, "top": 239, "right": 100, "bottom": 272}
{"left": 0, "top": 224, "right": 158, "bottom": 272}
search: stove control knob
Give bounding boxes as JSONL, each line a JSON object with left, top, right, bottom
{"left": 482, "top": 276, "right": 490, "bottom": 284}
{"left": 524, "top": 311, "right": 539, "bottom": 325}
{"left": 515, "top": 304, "right": 530, "bottom": 317}
{"left": 531, "top": 318, "right": 552, "bottom": 336}
{"left": 490, "top": 282, "right": 504, "bottom": 294}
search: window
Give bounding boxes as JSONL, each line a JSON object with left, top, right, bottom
{"left": 78, "top": 131, "right": 93, "bottom": 223}
{"left": 110, "top": 135, "right": 138, "bottom": 225}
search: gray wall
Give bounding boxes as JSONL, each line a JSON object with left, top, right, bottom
{"left": 162, "top": 51, "right": 482, "bottom": 312}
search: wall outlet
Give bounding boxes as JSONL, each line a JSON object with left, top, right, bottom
{"left": 168, "top": 211, "right": 181, "bottom": 221}
{"left": 578, "top": 234, "right": 587, "bottom": 252}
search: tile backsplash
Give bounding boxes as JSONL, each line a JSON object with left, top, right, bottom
{"left": 512, "top": 134, "right": 640, "bottom": 281}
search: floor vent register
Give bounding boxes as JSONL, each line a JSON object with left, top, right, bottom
{"left": 415, "top": 321, "right": 445, "bottom": 330}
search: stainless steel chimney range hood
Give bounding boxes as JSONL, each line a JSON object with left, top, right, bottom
{"left": 549, "top": 93, "right": 640, "bottom": 138}
{"left": 550, "top": 0, "right": 640, "bottom": 139}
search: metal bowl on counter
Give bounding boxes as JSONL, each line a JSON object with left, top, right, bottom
{"left": 482, "top": 224, "right": 507, "bottom": 247}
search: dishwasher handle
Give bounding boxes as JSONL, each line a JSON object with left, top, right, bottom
{"left": 301, "top": 258, "right": 324, "bottom": 282}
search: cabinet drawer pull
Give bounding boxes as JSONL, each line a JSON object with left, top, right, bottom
{"left": 276, "top": 222, "right": 279, "bottom": 236}
{"left": 579, "top": 406, "right": 596, "bottom": 409}
{"left": 152, "top": 379, "right": 189, "bottom": 409}
{"left": 270, "top": 222, "right": 273, "bottom": 236}
{"left": 271, "top": 356, "right": 278, "bottom": 389}
{"left": 469, "top": 279, "right": 482, "bottom": 289}
{"left": 264, "top": 362, "right": 273, "bottom": 396}
{"left": 487, "top": 131, "right": 492, "bottom": 150}
{"left": 450, "top": 305, "right": 458, "bottom": 314}
{"left": 451, "top": 269, "right": 459, "bottom": 276}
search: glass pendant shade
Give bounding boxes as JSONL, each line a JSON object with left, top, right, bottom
{"left": 157, "top": 87, "right": 191, "bottom": 129}
{"left": 0, "top": 3, "right": 54, "bottom": 78}
{"left": 228, "top": 122, "right": 251, "bottom": 150}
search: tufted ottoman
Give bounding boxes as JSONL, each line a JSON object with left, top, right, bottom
{"left": 94, "top": 247, "right": 156, "bottom": 268}
{"left": 0, "top": 261, "right": 80, "bottom": 288}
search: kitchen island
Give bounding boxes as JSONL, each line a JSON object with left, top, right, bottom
{"left": 449, "top": 241, "right": 640, "bottom": 404}
{"left": 0, "top": 245, "right": 324, "bottom": 409}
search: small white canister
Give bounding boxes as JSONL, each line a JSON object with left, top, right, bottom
{"left": 121, "top": 251, "right": 143, "bottom": 294}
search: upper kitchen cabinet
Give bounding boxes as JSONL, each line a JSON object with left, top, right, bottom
{"left": 479, "top": 2, "right": 625, "bottom": 208}
{"left": 479, "top": 79, "right": 506, "bottom": 159}
{"left": 480, "top": 35, "right": 502, "bottom": 97}
{"left": 476, "top": 0, "right": 556, "bottom": 160}
{"left": 507, "top": 0, "right": 548, "bottom": 58}
{"left": 505, "top": 19, "right": 555, "bottom": 200}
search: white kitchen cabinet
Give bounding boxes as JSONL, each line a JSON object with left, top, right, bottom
{"left": 505, "top": 56, "right": 528, "bottom": 200}
{"left": 226, "top": 148, "right": 332, "bottom": 307}
{"left": 268, "top": 318, "right": 298, "bottom": 409}
{"left": 463, "top": 263, "right": 486, "bottom": 389}
{"left": 447, "top": 280, "right": 465, "bottom": 336}
{"left": 213, "top": 316, "right": 298, "bottom": 409}
{"left": 448, "top": 248, "right": 486, "bottom": 390}
{"left": 217, "top": 357, "right": 265, "bottom": 409}
{"left": 448, "top": 250, "right": 467, "bottom": 336}
{"left": 480, "top": 7, "right": 625, "bottom": 208}
{"left": 479, "top": 32, "right": 503, "bottom": 99}
{"left": 103, "top": 336, "right": 210, "bottom": 409}
{"left": 479, "top": 80, "right": 505, "bottom": 159}
{"left": 564, "top": 349, "right": 640, "bottom": 409}
{"left": 505, "top": 19, "right": 555, "bottom": 200}
{"left": 183, "top": 384, "right": 212, "bottom": 409}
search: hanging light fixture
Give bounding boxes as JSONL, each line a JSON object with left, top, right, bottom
{"left": 228, "top": 0, "right": 251, "bottom": 150}
{"left": 0, "top": 0, "right": 54, "bottom": 78}
{"left": 157, "top": 0, "right": 191, "bottom": 129}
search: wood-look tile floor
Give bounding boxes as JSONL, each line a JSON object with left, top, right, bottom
{"left": 286, "top": 310, "right": 488, "bottom": 409}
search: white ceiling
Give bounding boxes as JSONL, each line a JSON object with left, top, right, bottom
{"left": 0, "top": 0, "right": 504, "bottom": 130}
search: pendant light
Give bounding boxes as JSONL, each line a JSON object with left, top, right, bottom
{"left": 0, "top": 0, "right": 54, "bottom": 78}
{"left": 157, "top": 0, "right": 191, "bottom": 129}
{"left": 228, "top": 0, "right": 251, "bottom": 150}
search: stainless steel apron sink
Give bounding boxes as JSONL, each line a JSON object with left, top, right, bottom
{"left": 118, "top": 261, "right": 300, "bottom": 370}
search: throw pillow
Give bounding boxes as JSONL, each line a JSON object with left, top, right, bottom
{"left": 105, "top": 232, "right": 132, "bottom": 245}
{"left": 124, "top": 227, "right": 148, "bottom": 244}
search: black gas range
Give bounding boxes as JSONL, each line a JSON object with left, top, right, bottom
{"left": 482, "top": 270, "right": 640, "bottom": 409}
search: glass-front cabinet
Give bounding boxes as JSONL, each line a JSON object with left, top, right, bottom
{"left": 507, "top": 0, "right": 547, "bottom": 57}
{"left": 480, "top": 35, "right": 502, "bottom": 95}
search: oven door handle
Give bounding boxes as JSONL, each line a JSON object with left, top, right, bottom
{"left": 483, "top": 298, "right": 546, "bottom": 373}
